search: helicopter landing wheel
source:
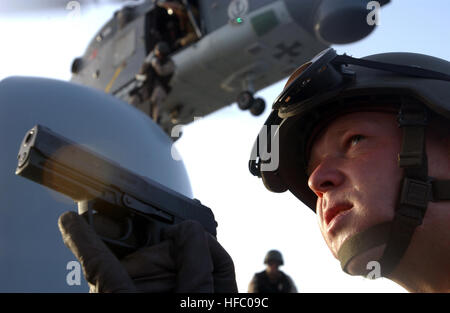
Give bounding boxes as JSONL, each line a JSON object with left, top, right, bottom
{"left": 237, "top": 91, "right": 254, "bottom": 110}
{"left": 250, "top": 97, "right": 266, "bottom": 116}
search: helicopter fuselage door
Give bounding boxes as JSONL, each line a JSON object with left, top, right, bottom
{"left": 159, "top": 0, "right": 327, "bottom": 131}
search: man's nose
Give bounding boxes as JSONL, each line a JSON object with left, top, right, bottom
{"left": 307, "top": 158, "right": 345, "bottom": 198}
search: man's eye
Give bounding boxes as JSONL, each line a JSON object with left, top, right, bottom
{"left": 348, "top": 134, "right": 365, "bottom": 147}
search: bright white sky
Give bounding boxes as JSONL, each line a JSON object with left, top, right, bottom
{"left": 1, "top": 0, "right": 449, "bottom": 293}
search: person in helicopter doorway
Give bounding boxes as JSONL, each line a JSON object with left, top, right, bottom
{"left": 156, "top": 0, "right": 200, "bottom": 50}
{"left": 131, "top": 41, "right": 175, "bottom": 123}
{"left": 248, "top": 250, "right": 298, "bottom": 293}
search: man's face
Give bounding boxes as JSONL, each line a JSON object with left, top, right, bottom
{"left": 306, "top": 111, "right": 403, "bottom": 274}
{"left": 266, "top": 261, "right": 280, "bottom": 274}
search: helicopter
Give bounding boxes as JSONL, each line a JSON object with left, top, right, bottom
{"left": 68, "top": 0, "right": 390, "bottom": 134}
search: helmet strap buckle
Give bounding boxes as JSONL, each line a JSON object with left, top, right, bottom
{"left": 398, "top": 177, "right": 432, "bottom": 225}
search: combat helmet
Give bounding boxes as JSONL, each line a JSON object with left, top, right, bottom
{"left": 264, "top": 250, "right": 284, "bottom": 266}
{"left": 249, "top": 48, "right": 450, "bottom": 277}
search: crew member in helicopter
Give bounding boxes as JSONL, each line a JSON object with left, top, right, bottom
{"left": 130, "top": 41, "right": 175, "bottom": 123}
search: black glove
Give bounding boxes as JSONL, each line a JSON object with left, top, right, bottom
{"left": 58, "top": 211, "right": 238, "bottom": 293}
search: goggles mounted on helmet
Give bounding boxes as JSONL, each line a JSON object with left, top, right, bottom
{"left": 250, "top": 48, "right": 450, "bottom": 179}
{"left": 275, "top": 48, "right": 450, "bottom": 114}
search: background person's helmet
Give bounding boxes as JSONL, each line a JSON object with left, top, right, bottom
{"left": 264, "top": 250, "right": 284, "bottom": 266}
{"left": 250, "top": 48, "right": 450, "bottom": 277}
{"left": 0, "top": 76, "right": 192, "bottom": 292}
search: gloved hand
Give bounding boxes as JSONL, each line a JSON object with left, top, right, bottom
{"left": 135, "top": 74, "right": 147, "bottom": 82}
{"left": 58, "top": 211, "right": 238, "bottom": 293}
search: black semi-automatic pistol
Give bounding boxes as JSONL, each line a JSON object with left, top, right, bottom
{"left": 15, "top": 125, "right": 217, "bottom": 257}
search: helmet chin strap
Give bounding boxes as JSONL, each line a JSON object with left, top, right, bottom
{"left": 337, "top": 98, "right": 450, "bottom": 277}
{"left": 337, "top": 222, "right": 391, "bottom": 273}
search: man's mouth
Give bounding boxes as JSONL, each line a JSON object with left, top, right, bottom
{"left": 324, "top": 202, "right": 354, "bottom": 230}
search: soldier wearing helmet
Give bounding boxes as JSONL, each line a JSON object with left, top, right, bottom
{"left": 58, "top": 49, "right": 450, "bottom": 293}
{"left": 249, "top": 48, "right": 450, "bottom": 292}
{"left": 131, "top": 41, "right": 175, "bottom": 123}
{"left": 248, "top": 250, "right": 297, "bottom": 293}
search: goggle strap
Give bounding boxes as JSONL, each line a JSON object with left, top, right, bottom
{"left": 334, "top": 55, "right": 450, "bottom": 82}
